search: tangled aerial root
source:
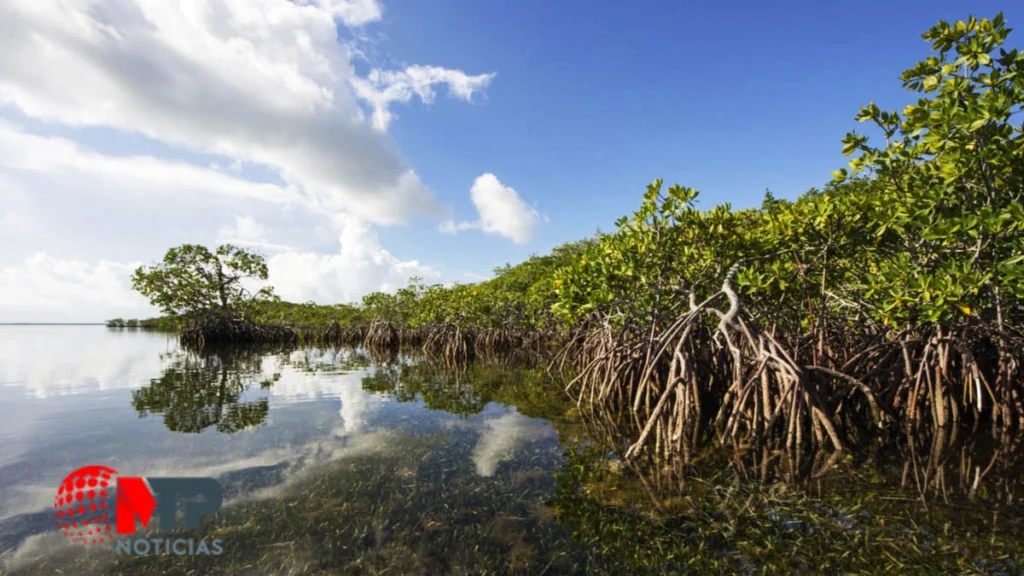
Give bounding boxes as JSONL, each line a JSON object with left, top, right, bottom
{"left": 180, "top": 317, "right": 300, "bottom": 348}
{"left": 180, "top": 315, "right": 557, "bottom": 372}
{"left": 554, "top": 257, "right": 1024, "bottom": 467}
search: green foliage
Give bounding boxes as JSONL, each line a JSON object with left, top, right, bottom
{"left": 107, "top": 317, "right": 183, "bottom": 330}
{"left": 835, "top": 12, "right": 1024, "bottom": 328}
{"left": 353, "top": 241, "right": 593, "bottom": 332}
{"left": 138, "top": 316, "right": 184, "bottom": 330}
{"left": 131, "top": 244, "right": 278, "bottom": 323}
{"left": 247, "top": 300, "right": 367, "bottom": 327}
{"left": 553, "top": 12, "right": 1024, "bottom": 334}
{"left": 136, "top": 239, "right": 589, "bottom": 334}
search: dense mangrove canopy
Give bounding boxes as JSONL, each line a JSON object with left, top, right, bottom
{"left": 547, "top": 14, "right": 1024, "bottom": 465}
{"left": 126, "top": 13, "right": 1024, "bottom": 469}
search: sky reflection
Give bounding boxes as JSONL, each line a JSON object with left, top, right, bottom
{"left": 0, "top": 326, "right": 560, "bottom": 567}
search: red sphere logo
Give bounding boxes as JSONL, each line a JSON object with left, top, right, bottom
{"left": 53, "top": 465, "right": 118, "bottom": 545}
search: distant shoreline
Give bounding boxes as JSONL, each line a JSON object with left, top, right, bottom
{"left": 0, "top": 323, "right": 106, "bottom": 326}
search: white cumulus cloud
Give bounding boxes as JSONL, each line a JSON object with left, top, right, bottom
{"left": 0, "top": 0, "right": 500, "bottom": 321}
{"left": 215, "top": 215, "right": 296, "bottom": 252}
{"left": 0, "top": 0, "right": 494, "bottom": 225}
{"left": 267, "top": 214, "right": 440, "bottom": 304}
{"left": 0, "top": 254, "right": 152, "bottom": 321}
{"left": 441, "top": 173, "right": 543, "bottom": 244}
{"left": 218, "top": 216, "right": 271, "bottom": 245}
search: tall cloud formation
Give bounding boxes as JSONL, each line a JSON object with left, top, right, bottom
{"left": 441, "top": 173, "right": 544, "bottom": 244}
{"left": 267, "top": 214, "right": 440, "bottom": 304}
{"left": 0, "top": 0, "right": 495, "bottom": 321}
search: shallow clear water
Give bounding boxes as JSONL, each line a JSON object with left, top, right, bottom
{"left": 0, "top": 327, "right": 563, "bottom": 570}
{"left": 1, "top": 326, "right": 1021, "bottom": 575}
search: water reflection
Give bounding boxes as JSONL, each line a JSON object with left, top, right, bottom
{"left": 270, "top": 348, "right": 383, "bottom": 435}
{"left": 132, "top": 348, "right": 278, "bottom": 434}
{"left": 0, "top": 326, "right": 174, "bottom": 398}
{"left": 0, "top": 328, "right": 565, "bottom": 574}
{"left": 1, "top": 327, "right": 1022, "bottom": 575}
{"left": 362, "top": 362, "right": 489, "bottom": 417}
{"left": 473, "top": 411, "right": 552, "bottom": 477}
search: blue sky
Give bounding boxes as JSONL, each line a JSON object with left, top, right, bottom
{"left": 379, "top": 0, "right": 1018, "bottom": 274}
{"left": 0, "top": 0, "right": 1017, "bottom": 321}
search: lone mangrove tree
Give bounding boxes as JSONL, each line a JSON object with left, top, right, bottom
{"left": 131, "top": 244, "right": 277, "bottom": 323}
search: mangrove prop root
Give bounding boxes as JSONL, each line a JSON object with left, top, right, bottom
{"left": 557, "top": 257, "right": 1024, "bottom": 467}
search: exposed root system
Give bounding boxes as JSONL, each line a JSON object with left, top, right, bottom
{"left": 554, "top": 258, "right": 1024, "bottom": 466}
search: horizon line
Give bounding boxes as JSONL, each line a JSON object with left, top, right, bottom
{"left": 0, "top": 322, "right": 107, "bottom": 326}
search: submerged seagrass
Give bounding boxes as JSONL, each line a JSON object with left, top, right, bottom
{"left": 6, "top": 339, "right": 1022, "bottom": 575}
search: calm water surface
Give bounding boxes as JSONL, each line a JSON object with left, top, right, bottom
{"left": 0, "top": 326, "right": 1021, "bottom": 575}
{"left": 0, "top": 327, "right": 568, "bottom": 573}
